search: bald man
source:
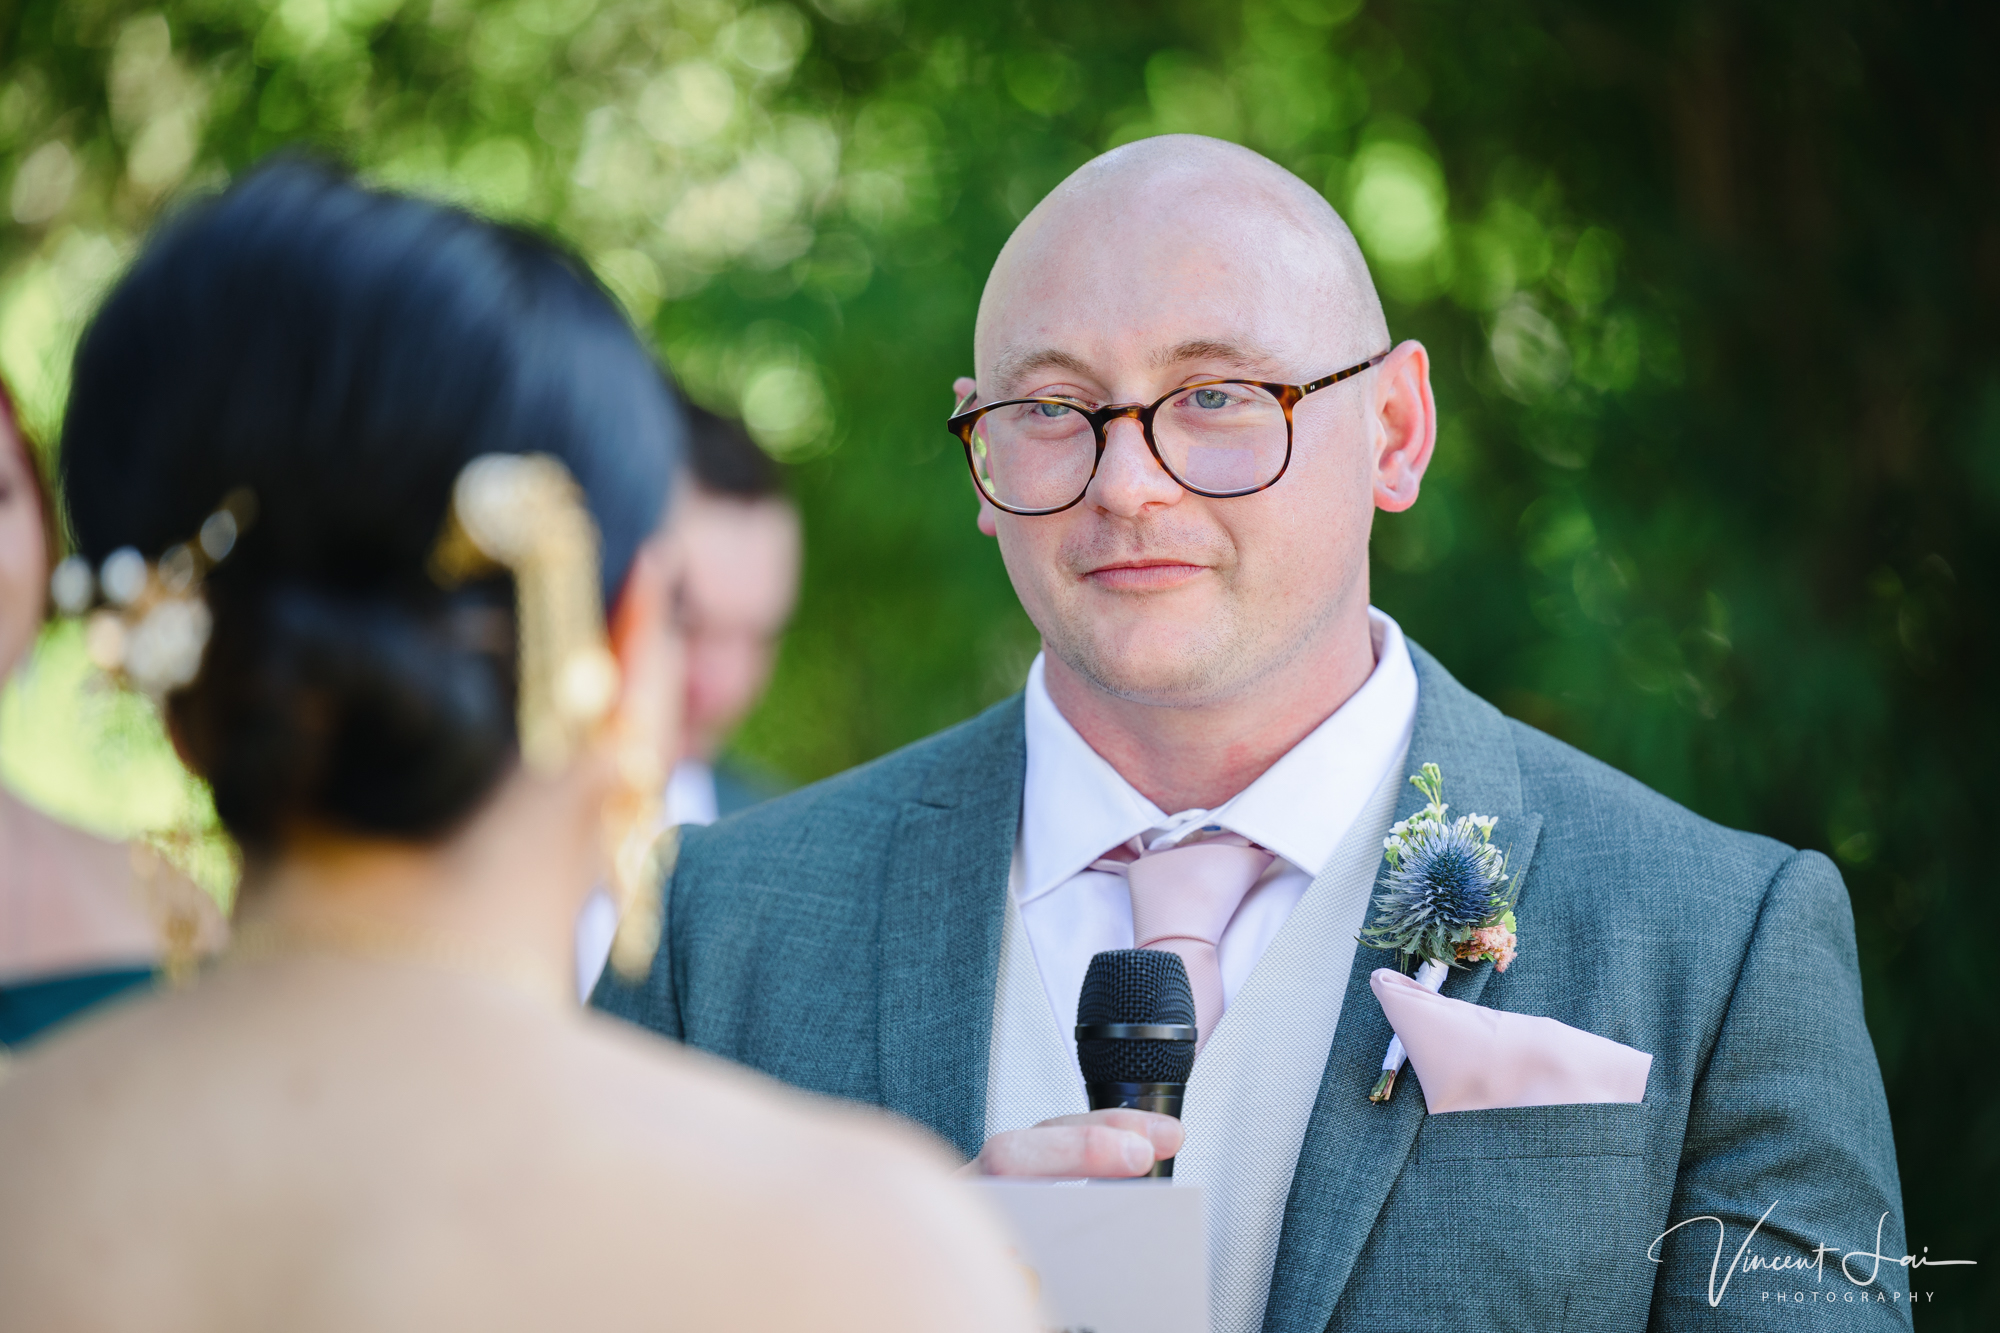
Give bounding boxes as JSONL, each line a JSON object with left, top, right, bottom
{"left": 598, "top": 138, "right": 1907, "bottom": 1332}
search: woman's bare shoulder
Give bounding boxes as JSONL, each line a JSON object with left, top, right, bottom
{"left": 561, "top": 1014, "right": 1038, "bottom": 1333}
{"left": 0, "top": 966, "right": 1037, "bottom": 1333}
{"left": 567, "top": 1008, "right": 958, "bottom": 1167}
{"left": 0, "top": 964, "right": 951, "bottom": 1208}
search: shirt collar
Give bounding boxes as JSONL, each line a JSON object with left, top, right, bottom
{"left": 1018, "top": 608, "right": 1418, "bottom": 905}
{"left": 1020, "top": 659, "right": 1167, "bottom": 905}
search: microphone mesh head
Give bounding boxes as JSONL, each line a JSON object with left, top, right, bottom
{"left": 1076, "top": 950, "right": 1197, "bottom": 1085}
{"left": 1078, "top": 1033, "right": 1197, "bottom": 1083}
{"left": 1077, "top": 949, "right": 1196, "bottom": 1027}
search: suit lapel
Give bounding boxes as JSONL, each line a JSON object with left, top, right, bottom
{"left": 1261, "top": 646, "right": 1546, "bottom": 1333}
{"left": 876, "top": 699, "right": 1025, "bottom": 1159}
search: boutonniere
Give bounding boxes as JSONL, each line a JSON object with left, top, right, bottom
{"left": 1358, "top": 763, "right": 1519, "bottom": 1102}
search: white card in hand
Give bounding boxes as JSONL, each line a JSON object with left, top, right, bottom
{"left": 971, "top": 1181, "right": 1208, "bottom": 1333}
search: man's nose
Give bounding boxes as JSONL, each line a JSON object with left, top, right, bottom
{"left": 1084, "top": 414, "right": 1182, "bottom": 517}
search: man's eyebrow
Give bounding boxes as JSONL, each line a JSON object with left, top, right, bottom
{"left": 1151, "top": 339, "right": 1279, "bottom": 372}
{"left": 989, "top": 347, "right": 1095, "bottom": 397}
{"left": 984, "top": 338, "right": 1280, "bottom": 399}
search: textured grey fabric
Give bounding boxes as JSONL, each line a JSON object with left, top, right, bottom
{"left": 1171, "top": 761, "right": 1401, "bottom": 1333}
{"left": 594, "top": 644, "right": 1909, "bottom": 1332}
{"left": 982, "top": 852, "right": 1089, "bottom": 1148}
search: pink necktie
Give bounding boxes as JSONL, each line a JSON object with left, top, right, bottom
{"left": 1094, "top": 830, "right": 1274, "bottom": 1048}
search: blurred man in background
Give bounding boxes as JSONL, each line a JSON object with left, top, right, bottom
{"left": 576, "top": 400, "right": 800, "bottom": 999}
{"left": 665, "top": 401, "right": 801, "bottom": 825}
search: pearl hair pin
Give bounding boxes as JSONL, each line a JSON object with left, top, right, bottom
{"left": 47, "top": 490, "right": 257, "bottom": 699}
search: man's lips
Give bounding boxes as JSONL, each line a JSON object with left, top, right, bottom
{"left": 1081, "top": 559, "right": 1209, "bottom": 591}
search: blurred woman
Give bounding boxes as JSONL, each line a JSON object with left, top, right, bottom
{"left": 0, "top": 379, "right": 226, "bottom": 1051}
{"left": 0, "top": 160, "right": 1034, "bottom": 1332}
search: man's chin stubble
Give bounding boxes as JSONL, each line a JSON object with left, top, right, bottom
{"left": 1043, "top": 616, "right": 1255, "bottom": 710}
{"left": 1041, "top": 579, "right": 1352, "bottom": 713}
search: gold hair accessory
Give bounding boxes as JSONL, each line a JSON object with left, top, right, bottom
{"left": 129, "top": 832, "right": 232, "bottom": 988}
{"left": 430, "top": 455, "right": 619, "bottom": 773}
{"left": 608, "top": 802, "right": 676, "bottom": 982}
{"left": 47, "top": 489, "right": 256, "bottom": 699}
{"left": 429, "top": 453, "right": 669, "bottom": 982}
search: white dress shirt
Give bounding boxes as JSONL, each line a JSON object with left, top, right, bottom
{"left": 1015, "top": 607, "right": 1418, "bottom": 1036}
{"left": 662, "top": 757, "right": 721, "bottom": 829}
{"left": 988, "top": 607, "right": 1418, "bottom": 1333}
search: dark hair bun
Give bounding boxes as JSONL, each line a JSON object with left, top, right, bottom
{"left": 175, "top": 582, "right": 516, "bottom": 848}
{"left": 60, "top": 157, "right": 682, "bottom": 852}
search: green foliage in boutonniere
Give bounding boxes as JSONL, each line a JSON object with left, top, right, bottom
{"left": 1360, "top": 763, "right": 1520, "bottom": 972}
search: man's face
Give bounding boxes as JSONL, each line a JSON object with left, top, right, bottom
{"left": 970, "top": 184, "right": 1389, "bottom": 710}
{"left": 676, "top": 489, "right": 800, "bottom": 762}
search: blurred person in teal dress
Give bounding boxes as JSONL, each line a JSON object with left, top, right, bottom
{"left": 0, "top": 377, "right": 226, "bottom": 1053}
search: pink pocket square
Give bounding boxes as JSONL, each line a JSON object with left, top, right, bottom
{"left": 1370, "top": 968, "right": 1653, "bottom": 1114}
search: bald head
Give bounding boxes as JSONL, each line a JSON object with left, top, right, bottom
{"left": 975, "top": 135, "right": 1388, "bottom": 398}
{"left": 956, "top": 133, "right": 1434, "bottom": 774}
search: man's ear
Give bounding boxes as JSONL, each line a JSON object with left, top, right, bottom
{"left": 955, "top": 375, "right": 1002, "bottom": 537}
{"left": 1372, "top": 339, "right": 1436, "bottom": 513}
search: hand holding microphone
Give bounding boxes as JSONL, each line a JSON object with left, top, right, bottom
{"left": 1074, "top": 949, "right": 1197, "bottom": 1177}
{"left": 968, "top": 1108, "right": 1182, "bottom": 1177}
{"left": 967, "top": 949, "right": 1196, "bottom": 1178}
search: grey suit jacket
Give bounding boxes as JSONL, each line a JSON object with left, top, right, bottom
{"left": 597, "top": 646, "right": 1910, "bottom": 1331}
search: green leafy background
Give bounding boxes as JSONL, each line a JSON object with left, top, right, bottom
{"left": 1, "top": 0, "right": 1991, "bottom": 1314}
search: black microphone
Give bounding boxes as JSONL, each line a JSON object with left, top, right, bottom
{"left": 1075, "top": 949, "right": 1198, "bottom": 1178}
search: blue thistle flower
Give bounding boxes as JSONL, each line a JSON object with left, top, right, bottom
{"left": 1399, "top": 829, "right": 1496, "bottom": 927}
{"left": 1361, "top": 767, "right": 1514, "bottom": 967}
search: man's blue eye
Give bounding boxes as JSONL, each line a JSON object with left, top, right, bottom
{"left": 1192, "top": 388, "right": 1232, "bottom": 409}
{"left": 1033, "top": 401, "right": 1073, "bottom": 418}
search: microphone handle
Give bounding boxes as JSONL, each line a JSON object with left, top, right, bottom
{"left": 1085, "top": 1081, "right": 1185, "bottom": 1178}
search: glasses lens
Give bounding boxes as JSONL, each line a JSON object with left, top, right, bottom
{"left": 969, "top": 400, "right": 1098, "bottom": 512}
{"left": 1152, "top": 382, "right": 1288, "bottom": 495}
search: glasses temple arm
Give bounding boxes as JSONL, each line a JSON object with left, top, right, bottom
{"left": 1299, "top": 350, "right": 1391, "bottom": 396}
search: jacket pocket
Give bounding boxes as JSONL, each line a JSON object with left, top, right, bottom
{"left": 1334, "top": 1106, "right": 1659, "bottom": 1330}
{"left": 1414, "top": 1101, "right": 1647, "bottom": 1162}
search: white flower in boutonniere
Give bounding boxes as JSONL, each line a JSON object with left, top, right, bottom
{"left": 1358, "top": 762, "right": 1520, "bottom": 1103}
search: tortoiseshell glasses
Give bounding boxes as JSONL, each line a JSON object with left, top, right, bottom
{"left": 947, "top": 351, "right": 1389, "bottom": 516}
